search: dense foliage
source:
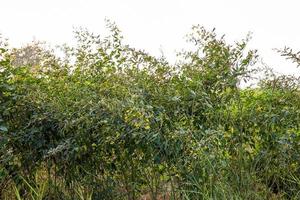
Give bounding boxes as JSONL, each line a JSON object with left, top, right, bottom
{"left": 1, "top": 22, "right": 300, "bottom": 199}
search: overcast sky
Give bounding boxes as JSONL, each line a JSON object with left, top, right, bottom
{"left": 1, "top": 0, "right": 300, "bottom": 75}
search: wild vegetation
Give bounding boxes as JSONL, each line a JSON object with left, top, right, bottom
{"left": 1, "top": 21, "right": 300, "bottom": 199}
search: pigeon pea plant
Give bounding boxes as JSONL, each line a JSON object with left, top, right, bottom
{"left": 1, "top": 21, "right": 300, "bottom": 199}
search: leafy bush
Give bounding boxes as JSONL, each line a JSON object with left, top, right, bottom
{"left": 1, "top": 22, "right": 300, "bottom": 199}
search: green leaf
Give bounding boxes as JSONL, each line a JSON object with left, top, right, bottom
{"left": 0, "top": 125, "right": 8, "bottom": 132}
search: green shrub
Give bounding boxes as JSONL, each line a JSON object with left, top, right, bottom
{"left": 1, "top": 22, "right": 300, "bottom": 199}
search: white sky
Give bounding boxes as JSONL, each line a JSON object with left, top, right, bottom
{"left": 1, "top": 0, "right": 300, "bottom": 75}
